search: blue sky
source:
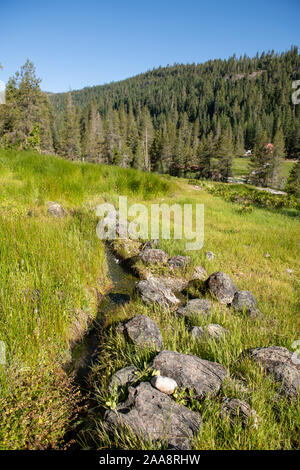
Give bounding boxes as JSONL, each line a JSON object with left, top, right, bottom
{"left": 1, "top": 0, "right": 299, "bottom": 93}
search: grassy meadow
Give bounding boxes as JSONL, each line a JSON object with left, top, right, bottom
{"left": 0, "top": 149, "right": 299, "bottom": 449}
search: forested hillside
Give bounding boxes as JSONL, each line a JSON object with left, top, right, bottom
{"left": 1, "top": 48, "right": 300, "bottom": 189}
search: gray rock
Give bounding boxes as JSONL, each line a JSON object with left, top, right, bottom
{"left": 108, "top": 365, "right": 138, "bottom": 393}
{"left": 177, "top": 299, "right": 211, "bottom": 318}
{"left": 190, "top": 326, "right": 205, "bottom": 339}
{"left": 123, "top": 315, "right": 163, "bottom": 350}
{"left": 151, "top": 376, "right": 178, "bottom": 395}
{"left": 47, "top": 201, "right": 67, "bottom": 217}
{"left": 154, "top": 276, "right": 189, "bottom": 293}
{"left": 104, "top": 382, "right": 201, "bottom": 449}
{"left": 206, "top": 251, "right": 215, "bottom": 261}
{"left": 232, "top": 290, "right": 257, "bottom": 314}
{"left": 221, "top": 398, "right": 259, "bottom": 428}
{"left": 190, "top": 324, "right": 227, "bottom": 341}
{"left": 246, "top": 346, "right": 300, "bottom": 399}
{"left": 191, "top": 266, "right": 208, "bottom": 281}
{"left": 248, "top": 307, "right": 264, "bottom": 319}
{"left": 206, "top": 324, "right": 228, "bottom": 340}
{"left": 140, "top": 249, "right": 169, "bottom": 265}
{"left": 206, "top": 271, "right": 238, "bottom": 304}
{"left": 168, "top": 255, "right": 191, "bottom": 270}
{"left": 137, "top": 278, "right": 180, "bottom": 309}
{"left": 151, "top": 350, "right": 228, "bottom": 399}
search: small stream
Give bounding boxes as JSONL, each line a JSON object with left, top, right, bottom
{"left": 69, "top": 246, "right": 138, "bottom": 386}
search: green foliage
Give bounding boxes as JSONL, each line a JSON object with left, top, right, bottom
{"left": 203, "top": 181, "right": 300, "bottom": 212}
{"left": 285, "top": 160, "right": 300, "bottom": 197}
{"left": 0, "top": 60, "right": 53, "bottom": 152}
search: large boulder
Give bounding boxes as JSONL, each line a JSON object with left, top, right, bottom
{"left": 47, "top": 201, "right": 67, "bottom": 217}
{"left": 245, "top": 346, "right": 300, "bottom": 400}
{"left": 168, "top": 255, "right": 191, "bottom": 270}
{"left": 155, "top": 276, "right": 189, "bottom": 293}
{"left": 177, "top": 299, "right": 211, "bottom": 318}
{"left": 151, "top": 350, "right": 227, "bottom": 399}
{"left": 108, "top": 365, "right": 138, "bottom": 393}
{"left": 206, "top": 271, "right": 238, "bottom": 304}
{"left": 140, "top": 249, "right": 169, "bottom": 265}
{"left": 221, "top": 398, "right": 259, "bottom": 428}
{"left": 136, "top": 278, "right": 180, "bottom": 309}
{"left": 104, "top": 382, "right": 201, "bottom": 449}
{"left": 122, "top": 315, "right": 163, "bottom": 350}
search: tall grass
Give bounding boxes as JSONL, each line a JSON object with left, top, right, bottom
{"left": 0, "top": 149, "right": 175, "bottom": 449}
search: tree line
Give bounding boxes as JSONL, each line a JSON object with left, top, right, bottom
{"left": 0, "top": 48, "right": 300, "bottom": 195}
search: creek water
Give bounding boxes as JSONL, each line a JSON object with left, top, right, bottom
{"left": 69, "top": 246, "right": 138, "bottom": 385}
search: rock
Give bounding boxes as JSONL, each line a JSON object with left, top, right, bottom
{"left": 232, "top": 290, "right": 258, "bottom": 314}
{"left": 154, "top": 276, "right": 189, "bottom": 292}
{"left": 151, "top": 350, "right": 228, "bottom": 399}
{"left": 137, "top": 278, "right": 180, "bottom": 309}
{"left": 190, "top": 324, "right": 227, "bottom": 341}
{"left": 104, "top": 382, "right": 201, "bottom": 449}
{"left": 206, "top": 251, "right": 215, "bottom": 261}
{"left": 108, "top": 365, "right": 138, "bottom": 393}
{"left": 140, "top": 249, "right": 169, "bottom": 265}
{"left": 191, "top": 266, "right": 208, "bottom": 281}
{"left": 248, "top": 307, "right": 263, "bottom": 319}
{"left": 168, "top": 255, "right": 191, "bottom": 270}
{"left": 190, "top": 326, "right": 205, "bottom": 339}
{"left": 246, "top": 346, "right": 300, "bottom": 399}
{"left": 123, "top": 315, "right": 163, "bottom": 350}
{"left": 221, "top": 398, "right": 259, "bottom": 428}
{"left": 115, "top": 238, "right": 142, "bottom": 258}
{"left": 177, "top": 299, "right": 211, "bottom": 318}
{"left": 151, "top": 376, "right": 178, "bottom": 395}
{"left": 47, "top": 201, "right": 67, "bottom": 217}
{"left": 206, "top": 324, "right": 228, "bottom": 340}
{"left": 206, "top": 271, "right": 238, "bottom": 304}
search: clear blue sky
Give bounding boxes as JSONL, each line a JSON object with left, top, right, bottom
{"left": 1, "top": 0, "right": 299, "bottom": 93}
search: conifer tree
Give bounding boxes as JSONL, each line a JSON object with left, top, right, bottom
{"left": 59, "top": 92, "right": 81, "bottom": 160}
{"left": 214, "top": 130, "right": 234, "bottom": 181}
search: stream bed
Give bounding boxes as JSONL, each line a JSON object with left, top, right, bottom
{"left": 69, "top": 246, "right": 138, "bottom": 386}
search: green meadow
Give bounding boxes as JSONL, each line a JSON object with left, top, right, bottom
{"left": 0, "top": 149, "right": 299, "bottom": 449}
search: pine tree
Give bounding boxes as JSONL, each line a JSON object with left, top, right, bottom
{"left": 271, "top": 128, "right": 285, "bottom": 187}
{"left": 59, "top": 93, "right": 81, "bottom": 160}
{"left": 214, "top": 130, "right": 234, "bottom": 181}
{"left": 285, "top": 160, "right": 300, "bottom": 196}
{"left": 82, "top": 104, "right": 103, "bottom": 162}
{"left": 0, "top": 59, "right": 53, "bottom": 152}
{"left": 197, "top": 132, "right": 215, "bottom": 178}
